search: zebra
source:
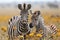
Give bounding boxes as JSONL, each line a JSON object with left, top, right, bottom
{"left": 8, "top": 3, "right": 31, "bottom": 40}
{"left": 29, "top": 10, "right": 46, "bottom": 40}
{"left": 29, "top": 10, "right": 57, "bottom": 40}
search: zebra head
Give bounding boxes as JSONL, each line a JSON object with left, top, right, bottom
{"left": 30, "top": 10, "right": 41, "bottom": 21}
{"left": 18, "top": 3, "right": 31, "bottom": 23}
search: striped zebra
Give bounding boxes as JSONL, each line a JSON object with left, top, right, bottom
{"left": 29, "top": 10, "right": 47, "bottom": 40}
{"left": 29, "top": 10, "right": 57, "bottom": 40}
{"left": 8, "top": 3, "right": 31, "bottom": 40}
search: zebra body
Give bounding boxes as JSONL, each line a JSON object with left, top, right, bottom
{"left": 8, "top": 16, "right": 31, "bottom": 40}
{"left": 30, "top": 11, "right": 45, "bottom": 34}
{"left": 8, "top": 3, "right": 31, "bottom": 40}
{"left": 30, "top": 10, "right": 57, "bottom": 39}
{"left": 8, "top": 16, "right": 30, "bottom": 33}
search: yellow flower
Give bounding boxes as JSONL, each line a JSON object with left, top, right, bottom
{"left": 36, "top": 34, "right": 42, "bottom": 38}
{"left": 29, "top": 33, "right": 34, "bottom": 37}
{"left": 1, "top": 26, "right": 7, "bottom": 32}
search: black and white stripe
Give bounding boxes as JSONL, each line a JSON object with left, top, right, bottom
{"left": 8, "top": 16, "right": 20, "bottom": 40}
{"left": 8, "top": 16, "right": 31, "bottom": 40}
{"left": 50, "top": 24, "right": 57, "bottom": 34}
{"left": 8, "top": 3, "right": 32, "bottom": 40}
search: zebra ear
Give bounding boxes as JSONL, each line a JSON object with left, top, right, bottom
{"left": 18, "top": 4, "right": 22, "bottom": 10}
{"left": 27, "top": 4, "right": 31, "bottom": 10}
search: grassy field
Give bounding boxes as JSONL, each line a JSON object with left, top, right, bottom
{"left": 0, "top": 7, "right": 60, "bottom": 40}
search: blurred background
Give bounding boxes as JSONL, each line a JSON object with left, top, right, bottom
{"left": 0, "top": 0, "right": 60, "bottom": 40}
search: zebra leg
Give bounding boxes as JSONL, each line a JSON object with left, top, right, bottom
{"left": 8, "top": 26, "right": 14, "bottom": 40}
{"left": 9, "top": 26, "right": 16, "bottom": 40}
